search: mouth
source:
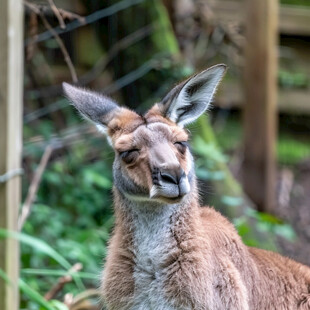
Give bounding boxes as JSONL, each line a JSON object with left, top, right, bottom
{"left": 149, "top": 178, "right": 190, "bottom": 204}
{"left": 149, "top": 193, "right": 186, "bottom": 204}
{"left": 159, "top": 194, "right": 186, "bottom": 204}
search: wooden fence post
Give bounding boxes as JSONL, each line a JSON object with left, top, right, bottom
{"left": 0, "top": 0, "right": 24, "bottom": 309}
{"left": 243, "top": 0, "right": 278, "bottom": 213}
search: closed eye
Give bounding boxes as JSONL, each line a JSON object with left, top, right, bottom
{"left": 119, "top": 149, "right": 140, "bottom": 164}
{"left": 174, "top": 141, "right": 188, "bottom": 154}
{"left": 174, "top": 141, "right": 188, "bottom": 147}
{"left": 119, "top": 149, "right": 139, "bottom": 158}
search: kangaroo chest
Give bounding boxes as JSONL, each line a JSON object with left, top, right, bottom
{"left": 131, "top": 208, "right": 185, "bottom": 310}
{"left": 104, "top": 205, "right": 250, "bottom": 310}
{"left": 128, "top": 209, "right": 249, "bottom": 310}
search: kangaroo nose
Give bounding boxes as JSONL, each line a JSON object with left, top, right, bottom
{"left": 159, "top": 168, "right": 185, "bottom": 185}
{"left": 160, "top": 171, "right": 178, "bottom": 184}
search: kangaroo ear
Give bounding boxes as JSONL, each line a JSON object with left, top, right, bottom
{"left": 160, "top": 64, "right": 226, "bottom": 127}
{"left": 63, "top": 83, "right": 120, "bottom": 133}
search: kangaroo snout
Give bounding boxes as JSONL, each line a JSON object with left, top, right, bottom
{"left": 150, "top": 166, "right": 190, "bottom": 202}
{"left": 158, "top": 167, "right": 185, "bottom": 185}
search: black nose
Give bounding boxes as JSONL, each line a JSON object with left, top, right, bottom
{"left": 158, "top": 168, "right": 185, "bottom": 185}
{"left": 160, "top": 171, "right": 178, "bottom": 184}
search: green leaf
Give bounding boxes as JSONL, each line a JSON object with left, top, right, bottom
{"left": 19, "top": 279, "right": 55, "bottom": 310}
{"left": 258, "top": 212, "right": 282, "bottom": 224}
{"left": 50, "top": 300, "right": 69, "bottom": 310}
{"left": 274, "top": 224, "right": 296, "bottom": 242}
{"left": 1, "top": 268, "right": 65, "bottom": 309}
{"left": 221, "top": 196, "right": 243, "bottom": 207}
{"left": 21, "top": 268, "right": 98, "bottom": 280}
{"left": 192, "top": 137, "right": 227, "bottom": 163}
{"left": 0, "top": 229, "right": 87, "bottom": 291}
{"left": 83, "top": 170, "right": 112, "bottom": 189}
{"left": 0, "top": 229, "right": 71, "bottom": 270}
{"left": 0, "top": 268, "right": 11, "bottom": 285}
{"left": 196, "top": 168, "right": 225, "bottom": 181}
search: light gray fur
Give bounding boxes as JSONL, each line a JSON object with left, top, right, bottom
{"left": 113, "top": 155, "right": 197, "bottom": 309}
{"left": 119, "top": 193, "right": 194, "bottom": 310}
{"left": 62, "top": 82, "right": 120, "bottom": 130}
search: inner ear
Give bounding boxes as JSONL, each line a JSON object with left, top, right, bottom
{"left": 160, "top": 64, "right": 227, "bottom": 127}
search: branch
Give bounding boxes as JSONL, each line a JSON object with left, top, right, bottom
{"left": 23, "top": 124, "right": 96, "bottom": 155}
{"left": 26, "top": 11, "right": 38, "bottom": 61}
{"left": 24, "top": 0, "right": 146, "bottom": 45}
{"left": 44, "top": 263, "right": 83, "bottom": 301}
{"left": 38, "top": 12, "right": 78, "bottom": 83}
{"left": 57, "top": 8, "right": 85, "bottom": 23}
{"left": 24, "top": 0, "right": 40, "bottom": 14}
{"left": 0, "top": 169, "right": 24, "bottom": 183}
{"left": 24, "top": 24, "right": 154, "bottom": 101}
{"left": 79, "top": 24, "right": 154, "bottom": 85}
{"left": 24, "top": 0, "right": 85, "bottom": 24}
{"left": 18, "top": 145, "right": 53, "bottom": 230}
{"left": 47, "top": 0, "right": 66, "bottom": 29}
{"left": 24, "top": 0, "right": 78, "bottom": 83}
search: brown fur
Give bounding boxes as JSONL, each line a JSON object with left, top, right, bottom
{"left": 101, "top": 108, "right": 310, "bottom": 310}
{"left": 110, "top": 110, "right": 189, "bottom": 193}
{"left": 63, "top": 69, "right": 310, "bottom": 309}
{"left": 102, "top": 193, "right": 136, "bottom": 309}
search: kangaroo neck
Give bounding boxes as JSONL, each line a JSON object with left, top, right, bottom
{"left": 113, "top": 186, "right": 200, "bottom": 228}
{"left": 111, "top": 187, "right": 205, "bottom": 309}
{"left": 112, "top": 186, "right": 203, "bottom": 269}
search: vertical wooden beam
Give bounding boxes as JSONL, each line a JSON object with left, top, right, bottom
{"left": 0, "top": 0, "right": 23, "bottom": 309}
{"left": 243, "top": 0, "right": 278, "bottom": 213}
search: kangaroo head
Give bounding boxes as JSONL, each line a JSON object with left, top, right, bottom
{"left": 63, "top": 64, "right": 226, "bottom": 204}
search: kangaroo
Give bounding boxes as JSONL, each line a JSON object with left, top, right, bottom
{"left": 63, "top": 64, "right": 310, "bottom": 310}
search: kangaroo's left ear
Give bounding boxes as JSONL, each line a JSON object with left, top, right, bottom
{"left": 160, "top": 64, "right": 227, "bottom": 127}
{"left": 63, "top": 82, "right": 121, "bottom": 134}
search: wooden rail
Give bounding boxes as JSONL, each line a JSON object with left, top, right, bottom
{"left": 0, "top": 1, "right": 23, "bottom": 310}
{"left": 216, "top": 80, "right": 310, "bottom": 115}
{"left": 213, "top": 1, "right": 310, "bottom": 36}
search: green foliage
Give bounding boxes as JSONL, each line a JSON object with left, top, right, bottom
{"left": 241, "top": 209, "right": 296, "bottom": 242}
{"left": 277, "top": 135, "right": 310, "bottom": 165}
{"left": 281, "top": 0, "right": 310, "bottom": 7}
{"left": 0, "top": 268, "right": 10, "bottom": 284}
{"left": 191, "top": 129, "right": 295, "bottom": 250}
{"left": 19, "top": 279, "right": 63, "bottom": 310}
{"left": 278, "top": 70, "right": 309, "bottom": 89}
{"left": 215, "top": 117, "right": 310, "bottom": 165}
{"left": 232, "top": 210, "right": 296, "bottom": 247}
{"left": 0, "top": 267, "right": 69, "bottom": 310}
{"left": 150, "top": 0, "right": 179, "bottom": 54}
{"left": 221, "top": 196, "right": 244, "bottom": 207}
{"left": 0, "top": 229, "right": 72, "bottom": 270}
{"left": 20, "top": 131, "right": 114, "bottom": 308}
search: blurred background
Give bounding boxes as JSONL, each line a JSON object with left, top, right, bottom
{"left": 1, "top": 0, "right": 310, "bottom": 309}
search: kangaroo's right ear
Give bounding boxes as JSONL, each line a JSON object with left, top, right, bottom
{"left": 63, "top": 83, "right": 120, "bottom": 133}
{"left": 159, "top": 64, "right": 226, "bottom": 127}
